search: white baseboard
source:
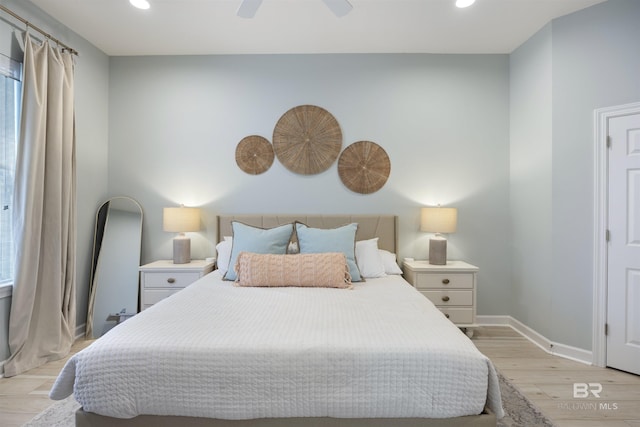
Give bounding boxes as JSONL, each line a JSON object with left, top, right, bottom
{"left": 476, "top": 315, "right": 593, "bottom": 365}
{"left": 75, "top": 323, "right": 86, "bottom": 341}
{"left": 474, "top": 315, "right": 511, "bottom": 326}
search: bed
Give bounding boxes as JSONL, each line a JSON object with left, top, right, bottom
{"left": 50, "top": 214, "right": 503, "bottom": 427}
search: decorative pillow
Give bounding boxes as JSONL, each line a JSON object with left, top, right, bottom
{"left": 234, "top": 252, "right": 352, "bottom": 289}
{"left": 379, "top": 249, "right": 403, "bottom": 275}
{"left": 224, "top": 222, "right": 294, "bottom": 281}
{"left": 355, "top": 238, "right": 386, "bottom": 278}
{"left": 215, "top": 237, "right": 232, "bottom": 276}
{"left": 295, "top": 222, "right": 362, "bottom": 282}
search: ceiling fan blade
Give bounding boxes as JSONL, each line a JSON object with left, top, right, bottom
{"left": 321, "top": 0, "right": 353, "bottom": 17}
{"left": 237, "top": 0, "right": 263, "bottom": 18}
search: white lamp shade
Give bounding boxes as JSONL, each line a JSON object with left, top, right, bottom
{"left": 163, "top": 207, "right": 201, "bottom": 233}
{"left": 420, "top": 207, "right": 457, "bottom": 234}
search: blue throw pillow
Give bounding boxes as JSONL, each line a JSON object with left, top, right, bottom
{"left": 224, "top": 222, "right": 294, "bottom": 281}
{"left": 295, "top": 222, "right": 362, "bottom": 282}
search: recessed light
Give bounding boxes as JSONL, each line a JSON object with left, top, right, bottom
{"left": 456, "top": 0, "right": 476, "bottom": 8}
{"left": 130, "top": 0, "right": 150, "bottom": 10}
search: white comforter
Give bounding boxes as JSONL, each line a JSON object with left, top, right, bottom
{"left": 50, "top": 272, "right": 504, "bottom": 420}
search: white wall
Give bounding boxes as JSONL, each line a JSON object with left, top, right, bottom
{"left": 108, "top": 53, "right": 512, "bottom": 316}
{"left": 509, "top": 0, "right": 640, "bottom": 351}
{"left": 0, "top": 0, "right": 109, "bottom": 359}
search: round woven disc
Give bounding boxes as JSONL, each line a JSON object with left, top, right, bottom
{"left": 273, "top": 105, "right": 342, "bottom": 175}
{"left": 338, "top": 141, "right": 391, "bottom": 194}
{"left": 235, "top": 135, "right": 274, "bottom": 175}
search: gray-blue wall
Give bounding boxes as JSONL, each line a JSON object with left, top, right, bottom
{"left": 510, "top": 24, "right": 554, "bottom": 339}
{"left": 510, "top": 0, "right": 640, "bottom": 350}
{"left": 107, "top": 53, "right": 512, "bottom": 317}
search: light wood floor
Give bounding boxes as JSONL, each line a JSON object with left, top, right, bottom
{"left": 473, "top": 326, "right": 640, "bottom": 427}
{"left": 0, "top": 326, "right": 638, "bottom": 427}
{"left": 0, "top": 339, "right": 93, "bottom": 426}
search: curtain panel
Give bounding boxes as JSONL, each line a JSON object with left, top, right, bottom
{"left": 4, "top": 35, "right": 76, "bottom": 377}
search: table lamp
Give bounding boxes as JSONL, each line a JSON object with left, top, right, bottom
{"left": 420, "top": 206, "right": 457, "bottom": 265}
{"left": 163, "top": 205, "right": 201, "bottom": 264}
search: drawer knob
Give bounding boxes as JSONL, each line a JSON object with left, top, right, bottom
{"left": 445, "top": 313, "right": 450, "bottom": 319}
{"left": 442, "top": 279, "right": 450, "bottom": 285}
{"left": 167, "top": 278, "right": 176, "bottom": 284}
{"left": 442, "top": 295, "right": 450, "bottom": 302}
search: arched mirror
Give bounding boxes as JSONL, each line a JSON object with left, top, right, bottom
{"left": 86, "top": 197, "right": 143, "bottom": 338}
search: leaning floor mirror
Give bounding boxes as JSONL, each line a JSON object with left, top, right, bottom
{"left": 86, "top": 197, "right": 143, "bottom": 338}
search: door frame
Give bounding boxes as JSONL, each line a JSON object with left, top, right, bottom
{"left": 593, "top": 101, "right": 640, "bottom": 367}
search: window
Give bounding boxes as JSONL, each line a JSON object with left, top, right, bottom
{"left": 0, "top": 53, "right": 21, "bottom": 286}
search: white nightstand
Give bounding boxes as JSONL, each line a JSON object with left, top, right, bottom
{"left": 139, "top": 260, "right": 214, "bottom": 310}
{"left": 402, "top": 260, "right": 479, "bottom": 337}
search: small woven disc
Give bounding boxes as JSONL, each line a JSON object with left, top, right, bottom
{"left": 338, "top": 141, "right": 391, "bottom": 194}
{"left": 235, "top": 135, "right": 274, "bottom": 175}
{"left": 273, "top": 105, "right": 342, "bottom": 175}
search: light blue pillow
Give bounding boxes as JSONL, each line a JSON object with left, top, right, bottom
{"left": 295, "top": 222, "right": 362, "bottom": 282}
{"left": 224, "top": 222, "right": 294, "bottom": 281}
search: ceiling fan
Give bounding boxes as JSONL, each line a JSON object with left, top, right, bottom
{"left": 237, "top": 0, "right": 353, "bottom": 19}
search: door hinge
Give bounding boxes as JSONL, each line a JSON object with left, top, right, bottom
{"left": 605, "top": 323, "right": 609, "bottom": 336}
{"left": 607, "top": 135, "right": 612, "bottom": 148}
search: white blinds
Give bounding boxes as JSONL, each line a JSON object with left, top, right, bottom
{"left": 0, "top": 53, "right": 21, "bottom": 81}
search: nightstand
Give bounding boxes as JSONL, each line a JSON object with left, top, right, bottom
{"left": 402, "top": 260, "right": 479, "bottom": 337}
{"left": 139, "top": 260, "right": 214, "bottom": 310}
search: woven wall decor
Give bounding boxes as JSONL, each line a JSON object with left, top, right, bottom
{"left": 273, "top": 105, "right": 342, "bottom": 175}
{"left": 235, "top": 135, "right": 274, "bottom": 175}
{"left": 338, "top": 141, "right": 391, "bottom": 194}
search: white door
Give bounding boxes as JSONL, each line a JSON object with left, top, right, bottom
{"left": 607, "top": 112, "right": 640, "bottom": 375}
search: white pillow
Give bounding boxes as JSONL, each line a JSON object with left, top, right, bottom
{"left": 355, "top": 238, "right": 386, "bottom": 278}
{"left": 287, "top": 241, "right": 299, "bottom": 254}
{"left": 215, "top": 237, "right": 232, "bottom": 275}
{"left": 379, "top": 249, "right": 403, "bottom": 275}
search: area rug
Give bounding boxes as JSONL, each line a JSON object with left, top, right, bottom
{"left": 496, "top": 371, "right": 556, "bottom": 427}
{"left": 23, "top": 394, "right": 79, "bottom": 427}
{"left": 24, "top": 373, "right": 555, "bottom": 426}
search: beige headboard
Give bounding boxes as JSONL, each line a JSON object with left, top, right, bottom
{"left": 217, "top": 215, "right": 397, "bottom": 254}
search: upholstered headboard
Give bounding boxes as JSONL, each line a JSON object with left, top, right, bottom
{"left": 217, "top": 215, "right": 397, "bottom": 254}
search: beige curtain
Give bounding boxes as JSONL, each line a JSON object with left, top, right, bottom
{"left": 3, "top": 35, "right": 76, "bottom": 377}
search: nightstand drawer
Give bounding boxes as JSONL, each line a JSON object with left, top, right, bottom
{"left": 422, "top": 290, "right": 473, "bottom": 306}
{"left": 143, "top": 272, "right": 201, "bottom": 288}
{"left": 140, "top": 260, "right": 215, "bottom": 311}
{"left": 415, "top": 273, "right": 473, "bottom": 290}
{"left": 143, "top": 289, "right": 181, "bottom": 305}
{"left": 438, "top": 308, "right": 474, "bottom": 324}
{"left": 403, "top": 260, "right": 478, "bottom": 336}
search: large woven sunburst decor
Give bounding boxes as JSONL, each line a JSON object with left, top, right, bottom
{"left": 235, "top": 135, "right": 274, "bottom": 175}
{"left": 338, "top": 141, "right": 391, "bottom": 194}
{"left": 272, "top": 105, "right": 342, "bottom": 175}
